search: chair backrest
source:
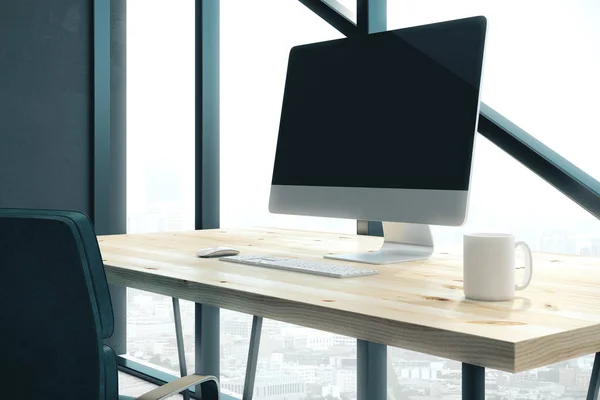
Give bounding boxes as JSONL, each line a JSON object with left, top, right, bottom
{"left": 0, "top": 209, "right": 114, "bottom": 399}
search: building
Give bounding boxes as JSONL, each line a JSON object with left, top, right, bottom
{"left": 221, "top": 370, "right": 305, "bottom": 400}
{"left": 336, "top": 367, "right": 357, "bottom": 394}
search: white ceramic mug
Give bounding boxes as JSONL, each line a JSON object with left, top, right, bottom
{"left": 463, "top": 233, "right": 533, "bottom": 301}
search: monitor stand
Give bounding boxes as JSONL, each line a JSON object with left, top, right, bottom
{"left": 324, "top": 222, "right": 434, "bottom": 265}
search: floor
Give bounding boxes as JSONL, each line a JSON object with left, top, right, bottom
{"left": 119, "top": 371, "right": 184, "bottom": 399}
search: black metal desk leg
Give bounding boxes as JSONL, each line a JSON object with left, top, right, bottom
{"left": 195, "top": 304, "right": 220, "bottom": 400}
{"left": 463, "top": 363, "right": 485, "bottom": 400}
{"left": 357, "top": 340, "right": 387, "bottom": 400}
{"left": 587, "top": 353, "right": 600, "bottom": 400}
{"left": 242, "top": 316, "right": 263, "bottom": 400}
{"left": 172, "top": 298, "right": 190, "bottom": 400}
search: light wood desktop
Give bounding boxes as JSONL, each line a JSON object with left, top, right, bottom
{"left": 99, "top": 227, "right": 600, "bottom": 373}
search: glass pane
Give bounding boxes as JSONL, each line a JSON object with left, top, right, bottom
{"left": 220, "top": 311, "right": 356, "bottom": 399}
{"left": 126, "top": 0, "right": 195, "bottom": 374}
{"left": 221, "top": 0, "right": 354, "bottom": 234}
{"left": 126, "top": 289, "right": 195, "bottom": 375}
{"left": 388, "top": 135, "right": 600, "bottom": 398}
{"left": 387, "top": 1, "right": 600, "bottom": 396}
{"left": 387, "top": 0, "right": 600, "bottom": 181}
{"left": 127, "top": 0, "right": 195, "bottom": 234}
{"left": 221, "top": 0, "right": 356, "bottom": 396}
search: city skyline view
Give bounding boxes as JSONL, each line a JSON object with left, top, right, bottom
{"left": 125, "top": 0, "right": 600, "bottom": 399}
{"left": 124, "top": 288, "right": 598, "bottom": 400}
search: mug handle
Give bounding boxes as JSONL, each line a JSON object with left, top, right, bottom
{"left": 515, "top": 241, "right": 533, "bottom": 290}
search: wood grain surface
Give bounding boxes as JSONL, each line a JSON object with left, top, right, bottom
{"left": 99, "top": 227, "right": 600, "bottom": 373}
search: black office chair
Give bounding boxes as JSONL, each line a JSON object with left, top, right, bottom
{"left": 0, "top": 208, "right": 219, "bottom": 400}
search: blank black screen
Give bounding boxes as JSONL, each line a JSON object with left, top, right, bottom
{"left": 272, "top": 16, "right": 486, "bottom": 191}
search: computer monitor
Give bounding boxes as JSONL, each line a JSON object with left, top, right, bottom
{"left": 269, "top": 16, "right": 487, "bottom": 264}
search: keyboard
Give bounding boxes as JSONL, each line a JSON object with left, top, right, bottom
{"left": 219, "top": 255, "right": 379, "bottom": 278}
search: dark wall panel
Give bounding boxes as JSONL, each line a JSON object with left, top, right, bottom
{"left": 0, "top": 0, "right": 92, "bottom": 214}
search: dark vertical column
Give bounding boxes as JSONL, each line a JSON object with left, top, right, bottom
{"left": 357, "top": 220, "right": 384, "bottom": 237}
{"left": 356, "top": 0, "right": 386, "bottom": 239}
{"left": 195, "top": 0, "right": 221, "bottom": 393}
{"left": 196, "top": 0, "right": 220, "bottom": 231}
{"left": 95, "top": 0, "right": 127, "bottom": 354}
{"left": 357, "top": 0, "right": 386, "bottom": 34}
{"left": 462, "top": 363, "right": 485, "bottom": 400}
{"left": 357, "top": 340, "right": 387, "bottom": 400}
{"left": 356, "top": 2, "right": 387, "bottom": 399}
{"left": 94, "top": 0, "right": 111, "bottom": 231}
{"left": 195, "top": 304, "right": 220, "bottom": 397}
{"left": 109, "top": 0, "right": 127, "bottom": 236}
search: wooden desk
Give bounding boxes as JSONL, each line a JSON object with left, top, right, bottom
{"left": 99, "top": 227, "right": 600, "bottom": 375}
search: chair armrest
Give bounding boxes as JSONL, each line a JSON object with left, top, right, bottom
{"left": 136, "top": 374, "right": 219, "bottom": 400}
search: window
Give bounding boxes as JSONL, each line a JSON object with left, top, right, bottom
{"left": 386, "top": 1, "right": 600, "bottom": 397}
{"left": 221, "top": 0, "right": 358, "bottom": 396}
{"left": 126, "top": 0, "right": 195, "bottom": 374}
{"left": 220, "top": 0, "right": 352, "bottom": 234}
{"left": 385, "top": 0, "right": 600, "bottom": 251}
{"left": 125, "top": 0, "right": 599, "bottom": 398}
{"left": 387, "top": 0, "right": 600, "bottom": 181}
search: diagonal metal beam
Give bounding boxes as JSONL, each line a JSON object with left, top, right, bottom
{"left": 297, "top": 0, "right": 357, "bottom": 37}
{"left": 478, "top": 102, "right": 600, "bottom": 220}
{"left": 305, "top": 0, "right": 600, "bottom": 225}
{"left": 323, "top": 0, "right": 355, "bottom": 22}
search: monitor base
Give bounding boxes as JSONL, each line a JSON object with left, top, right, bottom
{"left": 325, "top": 222, "right": 434, "bottom": 265}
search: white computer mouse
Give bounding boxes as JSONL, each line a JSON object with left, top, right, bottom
{"left": 196, "top": 247, "right": 240, "bottom": 258}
